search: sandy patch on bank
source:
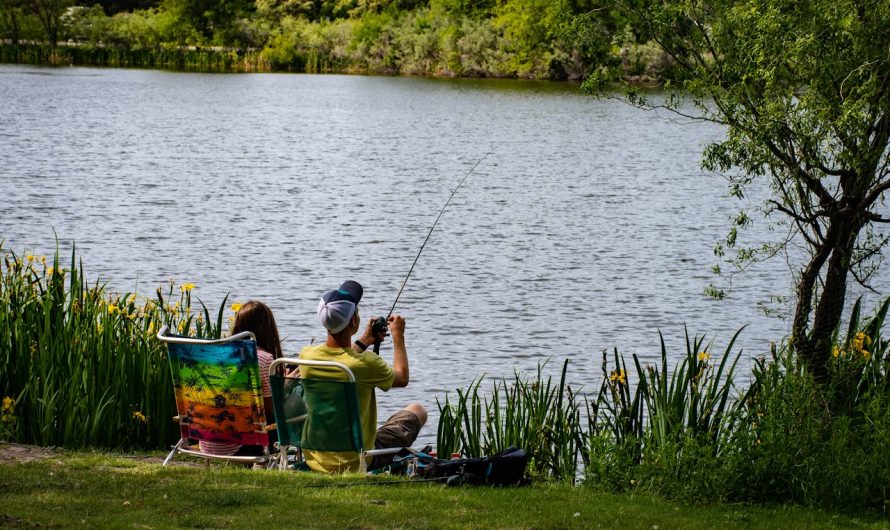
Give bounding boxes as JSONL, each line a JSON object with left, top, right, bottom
{"left": 0, "top": 442, "right": 206, "bottom": 466}
{"left": 0, "top": 442, "right": 59, "bottom": 464}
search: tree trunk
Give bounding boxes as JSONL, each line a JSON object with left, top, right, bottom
{"left": 793, "top": 211, "right": 863, "bottom": 383}
{"left": 791, "top": 244, "right": 831, "bottom": 351}
{"left": 7, "top": 10, "right": 21, "bottom": 46}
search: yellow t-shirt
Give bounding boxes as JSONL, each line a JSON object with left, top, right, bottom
{"left": 298, "top": 343, "right": 394, "bottom": 473}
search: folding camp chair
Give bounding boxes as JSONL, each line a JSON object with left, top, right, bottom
{"left": 157, "top": 325, "right": 272, "bottom": 467}
{"left": 268, "top": 357, "right": 409, "bottom": 473}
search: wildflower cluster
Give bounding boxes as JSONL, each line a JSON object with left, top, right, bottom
{"left": 1, "top": 396, "right": 16, "bottom": 425}
{"left": 832, "top": 331, "right": 873, "bottom": 361}
{"left": 609, "top": 369, "right": 627, "bottom": 386}
{"left": 1, "top": 243, "right": 229, "bottom": 450}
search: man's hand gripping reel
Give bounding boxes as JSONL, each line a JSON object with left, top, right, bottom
{"left": 371, "top": 316, "right": 388, "bottom": 353}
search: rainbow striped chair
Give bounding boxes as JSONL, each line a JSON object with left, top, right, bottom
{"left": 157, "top": 326, "right": 272, "bottom": 467}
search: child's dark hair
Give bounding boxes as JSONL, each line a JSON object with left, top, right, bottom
{"left": 231, "top": 300, "right": 283, "bottom": 359}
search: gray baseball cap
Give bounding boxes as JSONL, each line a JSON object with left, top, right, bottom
{"left": 316, "top": 281, "right": 364, "bottom": 333}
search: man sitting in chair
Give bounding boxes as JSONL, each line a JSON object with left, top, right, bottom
{"left": 299, "top": 280, "right": 427, "bottom": 473}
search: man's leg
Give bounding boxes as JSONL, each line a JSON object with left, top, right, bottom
{"left": 369, "top": 403, "right": 427, "bottom": 469}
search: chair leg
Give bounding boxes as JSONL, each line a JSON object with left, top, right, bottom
{"left": 359, "top": 452, "right": 368, "bottom": 474}
{"left": 163, "top": 439, "right": 186, "bottom": 466}
{"left": 278, "top": 448, "right": 288, "bottom": 471}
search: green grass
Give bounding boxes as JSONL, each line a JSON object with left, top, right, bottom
{"left": 0, "top": 446, "right": 885, "bottom": 530}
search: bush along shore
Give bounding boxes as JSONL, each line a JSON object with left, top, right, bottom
{"left": 0, "top": 2, "right": 673, "bottom": 80}
{"left": 0, "top": 42, "right": 269, "bottom": 72}
{"left": 1, "top": 244, "right": 889, "bottom": 514}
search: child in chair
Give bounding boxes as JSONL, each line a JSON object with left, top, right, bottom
{"left": 199, "top": 300, "right": 282, "bottom": 457}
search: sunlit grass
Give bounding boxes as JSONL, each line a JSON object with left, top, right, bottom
{"left": 1, "top": 448, "right": 883, "bottom": 530}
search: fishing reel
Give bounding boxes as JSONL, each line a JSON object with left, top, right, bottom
{"left": 372, "top": 316, "right": 388, "bottom": 338}
{"left": 371, "top": 316, "right": 388, "bottom": 353}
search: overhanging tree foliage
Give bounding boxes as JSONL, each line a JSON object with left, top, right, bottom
{"left": 586, "top": 0, "right": 890, "bottom": 381}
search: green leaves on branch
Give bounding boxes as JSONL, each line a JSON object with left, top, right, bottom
{"left": 593, "top": 0, "right": 890, "bottom": 371}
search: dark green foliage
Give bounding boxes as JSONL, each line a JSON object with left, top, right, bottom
{"left": 0, "top": 42, "right": 267, "bottom": 70}
{"left": 0, "top": 0, "right": 667, "bottom": 79}
{"left": 728, "top": 329, "right": 890, "bottom": 511}
{"left": 160, "top": 0, "right": 253, "bottom": 43}
{"left": 0, "top": 244, "right": 228, "bottom": 449}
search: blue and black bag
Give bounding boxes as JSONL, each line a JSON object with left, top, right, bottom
{"left": 420, "top": 446, "right": 530, "bottom": 486}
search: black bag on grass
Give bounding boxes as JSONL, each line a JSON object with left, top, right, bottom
{"left": 421, "top": 446, "right": 529, "bottom": 486}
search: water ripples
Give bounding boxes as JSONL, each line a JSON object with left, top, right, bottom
{"left": 2, "top": 65, "right": 888, "bottom": 444}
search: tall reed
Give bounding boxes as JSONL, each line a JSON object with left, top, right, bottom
{"left": 437, "top": 360, "right": 586, "bottom": 481}
{"left": 0, "top": 243, "right": 227, "bottom": 449}
{"left": 639, "top": 328, "right": 743, "bottom": 451}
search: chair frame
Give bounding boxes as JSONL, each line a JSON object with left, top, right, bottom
{"left": 158, "top": 325, "right": 271, "bottom": 467}
{"left": 269, "top": 357, "right": 404, "bottom": 473}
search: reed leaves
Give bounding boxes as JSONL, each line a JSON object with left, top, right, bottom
{"left": 437, "top": 360, "right": 586, "bottom": 481}
{"left": 439, "top": 332, "right": 744, "bottom": 484}
{"left": 0, "top": 243, "right": 227, "bottom": 449}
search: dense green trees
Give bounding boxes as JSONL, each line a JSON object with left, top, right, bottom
{"left": 0, "top": 0, "right": 26, "bottom": 44}
{"left": 23, "top": 0, "right": 72, "bottom": 47}
{"left": 160, "top": 0, "right": 253, "bottom": 43}
{"left": 0, "top": 0, "right": 626, "bottom": 78}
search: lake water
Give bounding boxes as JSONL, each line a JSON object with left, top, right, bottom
{"left": 2, "top": 64, "right": 887, "bottom": 443}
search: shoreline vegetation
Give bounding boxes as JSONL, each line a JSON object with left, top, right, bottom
{"left": 1, "top": 41, "right": 271, "bottom": 72}
{"left": 2, "top": 243, "right": 890, "bottom": 515}
{"left": 0, "top": 2, "right": 671, "bottom": 80}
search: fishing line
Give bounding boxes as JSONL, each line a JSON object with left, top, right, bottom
{"left": 373, "top": 151, "right": 494, "bottom": 350}
{"left": 387, "top": 151, "right": 493, "bottom": 318}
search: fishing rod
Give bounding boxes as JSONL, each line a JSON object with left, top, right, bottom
{"left": 372, "top": 151, "right": 493, "bottom": 353}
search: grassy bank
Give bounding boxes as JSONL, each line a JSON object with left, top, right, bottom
{"left": 0, "top": 446, "right": 884, "bottom": 529}
{"left": 3, "top": 243, "right": 890, "bottom": 514}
